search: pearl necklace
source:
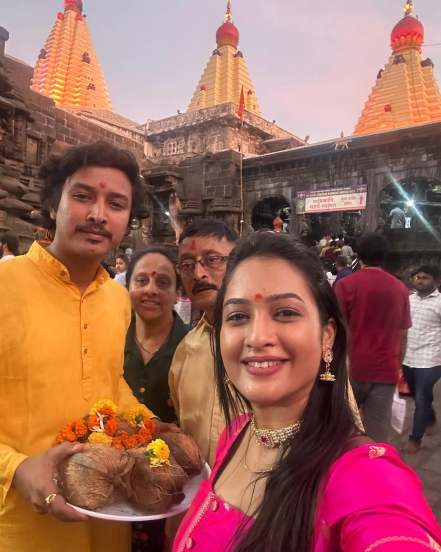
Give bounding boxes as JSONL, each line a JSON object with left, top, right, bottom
{"left": 250, "top": 415, "right": 301, "bottom": 449}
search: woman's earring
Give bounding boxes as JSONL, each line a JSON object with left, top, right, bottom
{"left": 320, "top": 350, "right": 336, "bottom": 382}
{"left": 224, "top": 375, "right": 232, "bottom": 386}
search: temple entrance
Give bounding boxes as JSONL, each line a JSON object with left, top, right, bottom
{"left": 379, "top": 177, "right": 441, "bottom": 234}
{"left": 251, "top": 196, "right": 290, "bottom": 231}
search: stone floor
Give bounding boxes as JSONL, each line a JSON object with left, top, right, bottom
{"left": 390, "top": 381, "right": 441, "bottom": 524}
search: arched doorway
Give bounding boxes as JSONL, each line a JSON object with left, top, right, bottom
{"left": 251, "top": 196, "right": 290, "bottom": 231}
{"left": 379, "top": 177, "right": 441, "bottom": 234}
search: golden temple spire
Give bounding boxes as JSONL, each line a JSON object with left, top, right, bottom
{"left": 404, "top": 0, "right": 414, "bottom": 16}
{"left": 31, "top": 0, "right": 112, "bottom": 110}
{"left": 187, "top": 2, "right": 261, "bottom": 116}
{"left": 224, "top": 1, "right": 233, "bottom": 23}
{"left": 354, "top": 2, "right": 441, "bottom": 135}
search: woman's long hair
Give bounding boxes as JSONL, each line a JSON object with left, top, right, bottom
{"left": 212, "top": 232, "right": 357, "bottom": 552}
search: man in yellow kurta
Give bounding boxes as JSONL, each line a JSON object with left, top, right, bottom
{"left": 0, "top": 143, "right": 153, "bottom": 552}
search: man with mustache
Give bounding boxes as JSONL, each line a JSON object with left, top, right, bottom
{"left": 169, "top": 219, "right": 238, "bottom": 466}
{"left": 0, "top": 143, "right": 155, "bottom": 552}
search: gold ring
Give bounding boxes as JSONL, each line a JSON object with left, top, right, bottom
{"left": 44, "top": 493, "right": 57, "bottom": 507}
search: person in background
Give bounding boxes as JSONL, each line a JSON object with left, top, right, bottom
{"left": 0, "top": 142, "right": 156, "bottom": 552}
{"left": 389, "top": 203, "right": 406, "bottom": 229}
{"left": 114, "top": 252, "right": 129, "bottom": 286}
{"left": 333, "top": 255, "right": 352, "bottom": 286}
{"left": 402, "top": 265, "right": 441, "bottom": 453}
{"left": 339, "top": 236, "right": 354, "bottom": 264}
{"left": 124, "top": 245, "right": 188, "bottom": 552}
{"left": 174, "top": 232, "right": 441, "bottom": 552}
{"left": 174, "top": 286, "right": 192, "bottom": 327}
{"left": 335, "top": 233, "right": 411, "bottom": 442}
{"left": 169, "top": 219, "right": 238, "bottom": 466}
{"left": 0, "top": 232, "right": 19, "bottom": 261}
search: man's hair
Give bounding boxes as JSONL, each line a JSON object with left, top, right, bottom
{"left": 39, "top": 142, "right": 144, "bottom": 229}
{"left": 357, "top": 233, "right": 389, "bottom": 267}
{"left": 178, "top": 218, "right": 238, "bottom": 245}
{"left": 335, "top": 255, "right": 348, "bottom": 268}
{"left": 411, "top": 265, "right": 441, "bottom": 280}
{"left": 0, "top": 232, "right": 19, "bottom": 255}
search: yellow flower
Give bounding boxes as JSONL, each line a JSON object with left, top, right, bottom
{"left": 146, "top": 438, "right": 170, "bottom": 467}
{"left": 125, "top": 404, "right": 152, "bottom": 428}
{"left": 89, "top": 399, "right": 118, "bottom": 417}
{"left": 88, "top": 432, "right": 113, "bottom": 446}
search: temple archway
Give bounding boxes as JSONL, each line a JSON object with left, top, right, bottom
{"left": 379, "top": 177, "right": 441, "bottom": 233}
{"left": 251, "top": 196, "right": 290, "bottom": 231}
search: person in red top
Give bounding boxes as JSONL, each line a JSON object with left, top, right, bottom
{"left": 335, "top": 233, "right": 411, "bottom": 442}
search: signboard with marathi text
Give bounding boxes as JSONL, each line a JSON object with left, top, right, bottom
{"left": 296, "top": 185, "right": 367, "bottom": 214}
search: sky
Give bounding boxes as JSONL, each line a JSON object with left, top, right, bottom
{"left": 2, "top": 0, "right": 441, "bottom": 142}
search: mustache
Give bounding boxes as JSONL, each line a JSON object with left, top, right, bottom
{"left": 75, "top": 223, "right": 112, "bottom": 239}
{"left": 192, "top": 282, "right": 217, "bottom": 294}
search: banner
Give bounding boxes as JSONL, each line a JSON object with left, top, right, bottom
{"left": 296, "top": 185, "right": 367, "bottom": 214}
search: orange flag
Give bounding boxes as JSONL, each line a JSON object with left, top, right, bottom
{"left": 237, "top": 85, "right": 245, "bottom": 122}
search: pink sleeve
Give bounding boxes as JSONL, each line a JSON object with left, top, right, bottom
{"left": 317, "top": 445, "right": 441, "bottom": 551}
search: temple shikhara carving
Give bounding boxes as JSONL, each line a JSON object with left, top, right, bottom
{"left": 354, "top": 0, "right": 441, "bottom": 135}
{"left": 31, "top": 0, "right": 112, "bottom": 110}
{"left": 187, "top": 1, "right": 261, "bottom": 116}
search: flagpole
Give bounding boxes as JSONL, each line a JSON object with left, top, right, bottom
{"left": 239, "top": 120, "right": 244, "bottom": 236}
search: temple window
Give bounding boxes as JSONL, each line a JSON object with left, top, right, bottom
{"left": 25, "top": 136, "right": 41, "bottom": 165}
{"left": 82, "top": 52, "right": 91, "bottom": 63}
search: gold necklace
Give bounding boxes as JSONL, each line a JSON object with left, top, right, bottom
{"left": 250, "top": 415, "right": 301, "bottom": 449}
{"left": 134, "top": 335, "right": 162, "bottom": 356}
{"left": 243, "top": 432, "right": 276, "bottom": 475}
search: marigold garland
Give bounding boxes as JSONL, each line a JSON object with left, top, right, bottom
{"left": 55, "top": 399, "right": 157, "bottom": 450}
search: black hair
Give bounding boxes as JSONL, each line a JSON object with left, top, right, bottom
{"left": 115, "top": 253, "right": 129, "bottom": 265}
{"left": 126, "top": 244, "right": 179, "bottom": 290}
{"left": 212, "top": 231, "right": 356, "bottom": 552}
{"left": 178, "top": 218, "right": 238, "bottom": 245}
{"left": 411, "top": 265, "right": 441, "bottom": 280}
{"left": 0, "top": 232, "right": 19, "bottom": 256}
{"left": 39, "top": 142, "right": 144, "bottom": 229}
{"left": 357, "top": 233, "right": 389, "bottom": 266}
{"left": 335, "top": 255, "right": 348, "bottom": 268}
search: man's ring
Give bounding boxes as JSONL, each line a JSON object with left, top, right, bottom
{"left": 44, "top": 493, "right": 57, "bottom": 507}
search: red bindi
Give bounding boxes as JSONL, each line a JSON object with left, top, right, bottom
{"left": 190, "top": 239, "right": 196, "bottom": 250}
{"left": 254, "top": 293, "right": 263, "bottom": 302}
{"left": 150, "top": 271, "right": 157, "bottom": 277}
{"left": 98, "top": 182, "right": 107, "bottom": 189}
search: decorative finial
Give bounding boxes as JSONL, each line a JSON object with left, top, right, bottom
{"left": 404, "top": 0, "right": 413, "bottom": 16}
{"left": 224, "top": 0, "right": 233, "bottom": 23}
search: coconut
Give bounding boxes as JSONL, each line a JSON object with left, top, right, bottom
{"left": 59, "top": 444, "right": 134, "bottom": 510}
{"left": 125, "top": 448, "right": 188, "bottom": 513}
{"left": 158, "top": 432, "right": 203, "bottom": 476}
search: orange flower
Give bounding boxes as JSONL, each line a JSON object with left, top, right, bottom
{"left": 112, "top": 436, "right": 124, "bottom": 450}
{"left": 72, "top": 420, "right": 88, "bottom": 439}
{"left": 121, "top": 432, "right": 139, "bottom": 450}
{"left": 143, "top": 418, "right": 156, "bottom": 435}
{"left": 58, "top": 424, "right": 77, "bottom": 443}
{"left": 87, "top": 415, "right": 100, "bottom": 431}
{"left": 104, "top": 417, "right": 117, "bottom": 436}
{"left": 137, "top": 428, "right": 153, "bottom": 446}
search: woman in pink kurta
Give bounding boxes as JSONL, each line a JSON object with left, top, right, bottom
{"left": 173, "top": 232, "right": 441, "bottom": 552}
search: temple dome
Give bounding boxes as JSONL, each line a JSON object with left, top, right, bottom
{"left": 391, "top": 15, "right": 424, "bottom": 50}
{"left": 216, "top": 21, "right": 239, "bottom": 48}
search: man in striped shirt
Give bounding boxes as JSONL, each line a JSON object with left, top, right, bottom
{"left": 403, "top": 265, "right": 441, "bottom": 453}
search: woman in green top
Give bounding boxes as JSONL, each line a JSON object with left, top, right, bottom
{"left": 124, "top": 245, "right": 188, "bottom": 551}
{"left": 124, "top": 245, "right": 188, "bottom": 423}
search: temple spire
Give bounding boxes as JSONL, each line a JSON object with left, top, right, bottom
{"left": 31, "top": 0, "right": 112, "bottom": 109}
{"left": 404, "top": 0, "right": 414, "bottom": 16}
{"left": 224, "top": 1, "right": 233, "bottom": 23}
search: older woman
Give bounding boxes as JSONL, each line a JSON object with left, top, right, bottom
{"left": 124, "top": 245, "right": 188, "bottom": 551}
{"left": 124, "top": 245, "right": 187, "bottom": 423}
{"left": 173, "top": 232, "right": 441, "bottom": 552}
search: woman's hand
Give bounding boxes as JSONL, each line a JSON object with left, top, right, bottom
{"left": 155, "top": 420, "right": 180, "bottom": 433}
{"left": 12, "top": 442, "right": 88, "bottom": 522}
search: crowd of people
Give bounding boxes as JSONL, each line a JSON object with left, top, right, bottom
{"left": 1, "top": 142, "right": 440, "bottom": 552}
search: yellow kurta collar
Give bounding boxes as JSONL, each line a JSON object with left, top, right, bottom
{"left": 26, "top": 241, "right": 109, "bottom": 287}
